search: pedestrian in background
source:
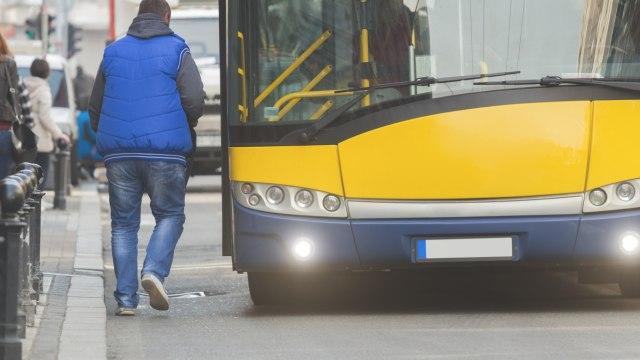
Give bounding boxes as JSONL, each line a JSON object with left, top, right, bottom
{"left": 24, "top": 59, "right": 70, "bottom": 185}
{"left": 89, "top": 0, "right": 205, "bottom": 316}
{"left": 18, "top": 79, "right": 35, "bottom": 129}
{"left": 73, "top": 65, "right": 94, "bottom": 104}
{"left": 0, "top": 33, "right": 19, "bottom": 179}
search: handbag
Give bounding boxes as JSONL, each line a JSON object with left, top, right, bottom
{"left": 2, "top": 62, "right": 37, "bottom": 163}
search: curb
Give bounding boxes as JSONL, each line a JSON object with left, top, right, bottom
{"left": 58, "top": 185, "right": 107, "bottom": 360}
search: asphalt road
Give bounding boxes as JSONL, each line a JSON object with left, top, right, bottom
{"left": 102, "top": 177, "right": 640, "bottom": 360}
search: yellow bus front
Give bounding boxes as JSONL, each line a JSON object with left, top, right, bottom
{"left": 221, "top": 0, "right": 640, "bottom": 301}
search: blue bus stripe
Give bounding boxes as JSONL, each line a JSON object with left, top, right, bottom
{"left": 417, "top": 240, "right": 427, "bottom": 260}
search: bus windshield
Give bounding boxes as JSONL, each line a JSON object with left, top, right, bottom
{"left": 239, "top": 0, "right": 640, "bottom": 126}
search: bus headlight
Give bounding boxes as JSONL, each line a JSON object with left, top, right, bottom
{"left": 584, "top": 179, "right": 640, "bottom": 213}
{"left": 620, "top": 233, "right": 640, "bottom": 255}
{"left": 248, "top": 194, "right": 261, "bottom": 206}
{"left": 589, "top": 189, "right": 607, "bottom": 206}
{"left": 292, "top": 238, "right": 314, "bottom": 260}
{"left": 233, "top": 182, "right": 347, "bottom": 218}
{"left": 266, "top": 186, "right": 285, "bottom": 205}
{"left": 295, "top": 190, "right": 314, "bottom": 208}
{"left": 241, "top": 183, "right": 254, "bottom": 195}
{"left": 323, "top": 195, "right": 341, "bottom": 212}
{"left": 616, "top": 183, "right": 636, "bottom": 202}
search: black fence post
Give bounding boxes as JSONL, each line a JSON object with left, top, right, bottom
{"left": 16, "top": 164, "right": 45, "bottom": 297}
{"left": 0, "top": 177, "right": 27, "bottom": 360}
{"left": 18, "top": 168, "right": 43, "bottom": 301}
{"left": 6, "top": 174, "right": 36, "bottom": 331}
{"left": 54, "top": 141, "right": 70, "bottom": 210}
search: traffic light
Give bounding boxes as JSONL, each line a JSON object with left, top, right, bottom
{"left": 25, "top": 16, "right": 39, "bottom": 40}
{"left": 25, "top": 14, "right": 55, "bottom": 40}
{"left": 67, "top": 24, "right": 82, "bottom": 58}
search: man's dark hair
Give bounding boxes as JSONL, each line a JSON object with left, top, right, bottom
{"left": 30, "top": 59, "right": 50, "bottom": 79}
{"left": 138, "top": 0, "right": 172, "bottom": 18}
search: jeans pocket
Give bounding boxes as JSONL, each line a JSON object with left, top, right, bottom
{"left": 148, "top": 161, "right": 187, "bottom": 186}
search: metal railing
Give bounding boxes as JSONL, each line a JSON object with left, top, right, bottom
{"left": 0, "top": 162, "right": 45, "bottom": 360}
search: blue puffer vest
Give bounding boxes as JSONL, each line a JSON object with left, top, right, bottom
{"left": 97, "top": 18, "right": 192, "bottom": 166}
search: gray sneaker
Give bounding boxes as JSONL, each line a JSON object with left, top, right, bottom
{"left": 115, "top": 307, "right": 135, "bottom": 316}
{"left": 141, "top": 274, "right": 170, "bottom": 311}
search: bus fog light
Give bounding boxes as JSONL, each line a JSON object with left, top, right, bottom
{"left": 621, "top": 233, "right": 640, "bottom": 255}
{"left": 241, "top": 183, "right": 254, "bottom": 195}
{"left": 266, "top": 186, "right": 285, "bottom": 205}
{"left": 292, "top": 238, "right": 314, "bottom": 260}
{"left": 248, "top": 194, "right": 261, "bottom": 206}
{"left": 589, "top": 189, "right": 607, "bottom": 206}
{"left": 295, "top": 190, "right": 314, "bottom": 208}
{"left": 617, "top": 183, "right": 636, "bottom": 202}
{"left": 323, "top": 195, "right": 341, "bottom": 212}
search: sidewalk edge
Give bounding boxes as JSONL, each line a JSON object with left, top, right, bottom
{"left": 58, "top": 184, "right": 107, "bottom": 360}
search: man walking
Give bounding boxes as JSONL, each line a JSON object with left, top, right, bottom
{"left": 89, "top": 0, "right": 205, "bottom": 316}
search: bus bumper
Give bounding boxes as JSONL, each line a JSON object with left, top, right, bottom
{"left": 233, "top": 203, "right": 640, "bottom": 272}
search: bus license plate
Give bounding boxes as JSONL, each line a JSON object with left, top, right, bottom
{"left": 415, "top": 237, "right": 513, "bottom": 262}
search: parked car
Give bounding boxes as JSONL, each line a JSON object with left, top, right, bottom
{"left": 16, "top": 54, "right": 78, "bottom": 186}
{"left": 171, "top": 7, "right": 222, "bottom": 175}
{"left": 15, "top": 54, "right": 77, "bottom": 139}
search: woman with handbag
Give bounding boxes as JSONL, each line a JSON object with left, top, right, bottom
{"left": 0, "top": 33, "right": 19, "bottom": 179}
{"left": 25, "top": 59, "right": 70, "bottom": 185}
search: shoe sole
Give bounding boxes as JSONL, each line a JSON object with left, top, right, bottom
{"left": 116, "top": 309, "right": 135, "bottom": 316}
{"left": 141, "top": 277, "right": 170, "bottom": 311}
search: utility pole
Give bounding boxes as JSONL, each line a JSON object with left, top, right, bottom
{"left": 109, "top": 0, "right": 116, "bottom": 42}
{"left": 0, "top": 0, "right": 6, "bottom": 25}
{"left": 57, "top": 0, "right": 69, "bottom": 59}
{"left": 41, "top": 0, "right": 48, "bottom": 57}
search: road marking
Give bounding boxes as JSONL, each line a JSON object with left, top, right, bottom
{"left": 395, "top": 325, "right": 640, "bottom": 332}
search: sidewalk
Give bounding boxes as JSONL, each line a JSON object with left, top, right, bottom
{"left": 22, "top": 183, "right": 107, "bottom": 360}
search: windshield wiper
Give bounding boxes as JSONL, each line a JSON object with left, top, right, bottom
{"left": 296, "top": 70, "right": 520, "bottom": 143}
{"left": 474, "top": 75, "right": 640, "bottom": 93}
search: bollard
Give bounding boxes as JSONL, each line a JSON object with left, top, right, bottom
{"left": 10, "top": 174, "right": 37, "bottom": 326}
{"left": 5, "top": 174, "right": 35, "bottom": 333}
{"left": 19, "top": 167, "right": 45, "bottom": 297}
{"left": 0, "top": 177, "right": 27, "bottom": 359}
{"left": 0, "top": 219, "right": 23, "bottom": 360}
{"left": 15, "top": 163, "right": 44, "bottom": 186}
{"left": 53, "top": 140, "right": 70, "bottom": 210}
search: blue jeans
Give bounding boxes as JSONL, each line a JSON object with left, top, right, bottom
{"left": 106, "top": 160, "right": 187, "bottom": 308}
{"left": 0, "top": 130, "right": 15, "bottom": 179}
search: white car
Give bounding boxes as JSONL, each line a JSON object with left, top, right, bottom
{"left": 171, "top": 7, "right": 222, "bottom": 175}
{"left": 172, "top": 7, "right": 221, "bottom": 100}
{"left": 15, "top": 54, "right": 77, "bottom": 139}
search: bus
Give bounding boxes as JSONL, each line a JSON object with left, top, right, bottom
{"left": 220, "top": 0, "right": 640, "bottom": 305}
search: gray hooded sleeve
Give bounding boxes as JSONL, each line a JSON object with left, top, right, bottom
{"left": 89, "top": 62, "right": 105, "bottom": 132}
{"left": 177, "top": 51, "right": 205, "bottom": 128}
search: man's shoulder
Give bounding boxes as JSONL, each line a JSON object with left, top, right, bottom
{"left": 170, "top": 33, "right": 187, "bottom": 45}
{"left": 103, "top": 36, "right": 132, "bottom": 57}
{"left": 159, "top": 34, "right": 189, "bottom": 52}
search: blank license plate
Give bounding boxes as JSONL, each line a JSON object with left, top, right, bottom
{"left": 197, "top": 135, "right": 221, "bottom": 147}
{"left": 415, "top": 237, "right": 513, "bottom": 262}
